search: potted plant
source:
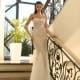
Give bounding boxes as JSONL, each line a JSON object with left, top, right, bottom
{"left": 9, "top": 18, "right": 29, "bottom": 62}
{"left": 21, "top": 39, "right": 32, "bottom": 56}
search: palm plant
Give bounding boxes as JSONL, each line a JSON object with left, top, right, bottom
{"left": 10, "top": 18, "right": 29, "bottom": 43}
{"left": 10, "top": 18, "right": 32, "bottom": 56}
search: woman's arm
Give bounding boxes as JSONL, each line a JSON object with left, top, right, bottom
{"left": 24, "top": 14, "right": 33, "bottom": 38}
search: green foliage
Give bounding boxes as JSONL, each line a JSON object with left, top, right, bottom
{"left": 10, "top": 18, "right": 32, "bottom": 56}
{"left": 21, "top": 39, "right": 32, "bottom": 56}
{"left": 10, "top": 18, "right": 29, "bottom": 43}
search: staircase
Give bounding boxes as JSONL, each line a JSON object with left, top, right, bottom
{"left": 0, "top": 61, "right": 32, "bottom": 80}
{"left": 48, "top": 37, "right": 80, "bottom": 80}
{"left": 47, "top": 0, "right": 80, "bottom": 79}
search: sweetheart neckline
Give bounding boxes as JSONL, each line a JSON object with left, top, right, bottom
{"left": 33, "top": 17, "right": 45, "bottom": 20}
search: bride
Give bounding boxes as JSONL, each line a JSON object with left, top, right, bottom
{"left": 24, "top": 1, "right": 54, "bottom": 80}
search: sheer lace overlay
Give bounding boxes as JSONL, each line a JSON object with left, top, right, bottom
{"left": 30, "top": 18, "right": 50, "bottom": 80}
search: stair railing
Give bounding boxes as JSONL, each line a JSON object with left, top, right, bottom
{"left": 47, "top": 37, "right": 80, "bottom": 80}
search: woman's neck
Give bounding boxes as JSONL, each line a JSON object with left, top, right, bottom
{"left": 36, "top": 11, "right": 42, "bottom": 15}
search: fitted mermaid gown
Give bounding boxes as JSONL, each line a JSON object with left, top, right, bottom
{"left": 30, "top": 18, "right": 50, "bottom": 80}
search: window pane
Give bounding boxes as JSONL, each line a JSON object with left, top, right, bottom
{"left": 5, "top": 0, "right": 16, "bottom": 11}
{"left": 4, "top": 21, "right": 14, "bottom": 38}
{"left": 19, "top": 4, "right": 34, "bottom": 19}
{"left": 5, "top": 0, "right": 16, "bottom": 5}
{"left": 21, "top": 0, "right": 47, "bottom": 4}
{"left": 5, "top": 6, "right": 16, "bottom": 19}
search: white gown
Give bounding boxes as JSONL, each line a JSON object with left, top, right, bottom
{"left": 30, "top": 18, "right": 50, "bottom": 80}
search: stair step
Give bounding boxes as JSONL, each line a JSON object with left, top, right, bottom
{"left": 0, "top": 63, "right": 32, "bottom": 72}
{"left": 0, "top": 62, "right": 32, "bottom": 80}
{"left": 0, "top": 78, "right": 29, "bottom": 80}
{"left": 0, "top": 72, "right": 31, "bottom": 79}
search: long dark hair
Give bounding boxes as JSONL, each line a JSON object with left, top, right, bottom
{"left": 34, "top": 1, "right": 43, "bottom": 14}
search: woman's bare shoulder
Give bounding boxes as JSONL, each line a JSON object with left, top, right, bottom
{"left": 29, "top": 14, "right": 35, "bottom": 20}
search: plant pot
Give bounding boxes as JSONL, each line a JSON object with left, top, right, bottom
{"left": 10, "top": 43, "right": 22, "bottom": 63}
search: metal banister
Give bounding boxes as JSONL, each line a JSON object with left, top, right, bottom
{"left": 47, "top": 36, "right": 80, "bottom": 80}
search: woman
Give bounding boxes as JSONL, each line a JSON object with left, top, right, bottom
{"left": 24, "top": 1, "right": 54, "bottom": 80}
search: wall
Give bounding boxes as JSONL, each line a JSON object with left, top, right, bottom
{"left": 0, "top": 0, "right": 4, "bottom": 62}
{"left": 49, "top": 0, "right": 80, "bottom": 65}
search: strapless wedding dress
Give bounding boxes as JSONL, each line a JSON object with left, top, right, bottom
{"left": 30, "top": 18, "right": 50, "bottom": 80}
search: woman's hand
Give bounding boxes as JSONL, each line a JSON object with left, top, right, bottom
{"left": 50, "top": 33, "right": 57, "bottom": 38}
{"left": 46, "top": 28, "right": 57, "bottom": 38}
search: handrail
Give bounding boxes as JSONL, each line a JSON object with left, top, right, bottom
{"left": 49, "top": 36, "right": 80, "bottom": 68}
{"left": 47, "top": 36, "right": 80, "bottom": 80}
